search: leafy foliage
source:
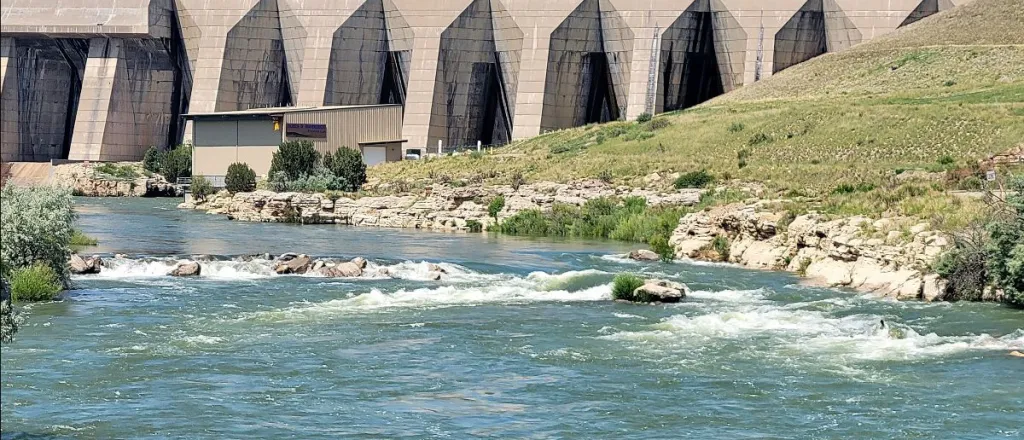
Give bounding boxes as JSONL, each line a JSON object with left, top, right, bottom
{"left": 142, "top": 146, "right": 162, "bottom": 173}
{"left": 70, "top": 230, "right": 98, "bottom": 247}
{"left": 191, "top": 175, "right": 214, "bottom": 201}
{"left": 0, "top": 185, "right": 75, "bottom": 287}
{"left": 635, "top": 113, "right": 652, "bottom": 123}
{"left": 488, "top": 195, "right": 506, "bottom": 220}
{"left": 933, "top": 227, "right": 989, "bottom": 301}
{"left": 648, "top": 235, "right": 675, "bottom": 262}
{"left": 323, "top": 148, "right": 368, "bottom": 192}
{"left": 225, "top": 162, "right": 257, "bottom": 193}
{"left": 270, "top": 141, "right": 321, "bottom": 181}
{"left": 986, "top": 176, "right": 1024, "bottom": 307}
{"left": 674, "top": 170, "right": 715, "bottom": 189}
{"left": 95, "top": 163, "right": 139, "bottom": 180}
{"left": 9, "top": 263, "right": 62, "bottom": 302}
{"left": 1, "top": 278, "right": 17, "bottom": 343}
{"left": 150, "top": 144, "right": 193, "bottom": 182}
{"left": 465, "top": 220, "right": 483, "bottom": 233}
{"left": 612, "top": 274, "right": 645, "bottom": 301}
{"left": 711, "top": 236, "right": 731, "bottom": 262}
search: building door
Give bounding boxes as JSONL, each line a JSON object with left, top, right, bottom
{"left": 362, "top": 146, "right": 387, "bottom": 166}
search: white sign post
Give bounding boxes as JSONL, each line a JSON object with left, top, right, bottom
{"left": 986, "top": 170, "right": 996, "bottom": 182}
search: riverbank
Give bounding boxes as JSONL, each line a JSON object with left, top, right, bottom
{"left": 52, "top": 162, "right": 179, "bottom": 197}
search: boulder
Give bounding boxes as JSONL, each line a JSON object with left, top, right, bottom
{"left": 628, "top": 249, "right": 660, "bottom": 262}
{"left": 426, "top": 263, "right": 448, "bottom": 274}
{"left": 426, "top": 271, "right": 443, "bottom": 281}
{"left": 632, "top": 279, "right": 689, "bottom": 303}
{"left": 1010, "top": 351, "right": 1024, "bottom": 358}
{"left": 311, "top": 260, "right": 326, "bottom": 272}
{"left": 317, "top": 261, "right": 363, "bottom": 278}
{"left": 170, "top": 261, "right": 201, "bottom": 277}
{"left": 69, "top": 254, "right": 103, "bottom": 275}
{"left": 351, "top": 257, "right": 368, "bottom": 269}
{"left": 274, "top": 254, "right": 311, "bottom": 274}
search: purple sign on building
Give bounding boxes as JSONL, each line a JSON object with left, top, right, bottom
{"left": 286, "top": 123, "right": 327, "bottom": 139}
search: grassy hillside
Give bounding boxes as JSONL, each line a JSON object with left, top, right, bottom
{"left": 372, "top": 0, "right": 1023, "bottom": 229}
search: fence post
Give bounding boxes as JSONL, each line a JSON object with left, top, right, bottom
{"left": 437, "top": 140, "right": 443, "bottom": 155}
{"left": 477, "top": 141, "right": 482, "bottom": 152}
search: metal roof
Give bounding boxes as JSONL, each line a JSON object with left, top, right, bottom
{"left": 183, "top": 104, "right": 402, "bottom": 119}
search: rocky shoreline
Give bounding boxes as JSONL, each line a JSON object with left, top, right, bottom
{"left": 53, "top": 162, "right": 179, "bottom": 197}
{"left": 179, "top": 181, "right": 969, "bottom": 302}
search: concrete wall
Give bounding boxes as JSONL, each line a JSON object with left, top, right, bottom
{"left": 1, "top": 0, "right": 962, "bottom": 161}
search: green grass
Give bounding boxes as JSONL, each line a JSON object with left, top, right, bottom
{"left": 9, "top": 263, "right": 62, "bottom": 302}
{"left": 612, "top": 274, "right": 645, "bottom": 301}
{"left": 70, "top": 230, "right": 98, "bottom": 247}
{"left": 94, "top": 163, "right": 139, "bottom": 180}
{"left": 371, "top": 0, "right": 1023, "bottom": 232}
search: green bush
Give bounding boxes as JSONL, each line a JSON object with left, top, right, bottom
{"left": 142, "top": 146, "right": 162, "bottom": 173}
{"left": 647, "top": 118, "right": 671, "bottom": 130}
{"left": 748, "top": 132, "right": 773, "bottom": 146}
{"left": 9, "top": 263, "right": 62, "bottom": 302}
{"left": 648, "top": 235, "right": 674, "bottom": 262}
{"left": 225, "top": 162, "right": 257, "bottom": 193}
{"left": 191, "top": 175, "right": 214, "bottom": 201}
{"left": 711, "top": 236, "right": 731, "bottom": 261}
{"left": 612, "top": 274, "right": 645, "bottom": 301}
{"left": 160, "top": 145, "right": 193, "bottom": 182}
{"left": 488, "top": 195, "right": 506, "bottom": 220}
{"left": 674, "top": 170, "right": 715, "bottom": 189}
{"left": 281, "top": 168, "right": 348, "bottom": 193}
{"left": 727, "top": 122, "right": 745, "bottom": 133}
{"left": 987, "top": 176, "right": 1024, "bottom": 307}
{"left": 95, "top": 163, "right": 139, "bottom": 180}
{"left": 323, "top": 148, "right": 367, "bottom": 192}
{"left": 70, "top": 230, "right": 98, "bottom": 247}
{"left": 465, "top": 220, "right": 483, "bottom": 233}
{"left": 635, "top": 113, "right": 652, "bottom": 123}
{"left": 270, "top": 141, "right": 321, "bottom": 181}
{"left": 0, "top": 185, "right": 75, "bottom": 286}
{"left": 498, "top": 210, "right": 549, "bottom": 236}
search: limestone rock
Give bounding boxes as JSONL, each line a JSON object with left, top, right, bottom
{"left": 632, "top": 279, "right": 688, "bottom": 303}
{"left": 274, "top": 254, "right": 311, "bottom": 274}
{"left": 922, "top": 274, "right": 946, "bottom": 302}
{"left": 426, "top": 263, "right": 448, "bottom": 274}
{"left": 69, "top": 254, "right": 102, "bottom": 275}
{"left": 318, "top": 261, "right": 363, "bottom": 278}
{"left": 628, "top": 249, "right": 660, "bottom": 262}
{"left": 170, "top": 261, "right": 201, "bottom": 277}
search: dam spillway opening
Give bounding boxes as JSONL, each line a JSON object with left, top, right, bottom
{"left": 773, "top": 0, "right": 861, "bottom": 74}
{"left": 324, "top": 0, "right": 413, "bottom": 107}
{"left": 428, "top": 0, "right": 522, "bottom": 148}
{"left": 540, "top": 0, "right": 633, "bottom": 132}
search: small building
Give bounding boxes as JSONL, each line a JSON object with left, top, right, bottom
{"left": 184, "top": 105, "right": 405, "bottom": 183}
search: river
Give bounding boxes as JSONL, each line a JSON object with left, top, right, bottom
{"left": 1, "top": 198, "right": 1022, "bottom": 439}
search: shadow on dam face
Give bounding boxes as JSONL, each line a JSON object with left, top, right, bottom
{"left": 217, "top": 0, "right": 290, "bottom": 112}
{"left": 324, "top": 0, "right": 413, "bottom": 108}
{"left": 540, "top": 0, "right": 633, "bottom": 133}
{"left": 773, "top": 0, "right": 861, "bottom": 74}
{"left": 428, "top": 0, "right": 522, "bottom": 148}
{"left": 900, "top": 0, "right": 954, "bottom": 28}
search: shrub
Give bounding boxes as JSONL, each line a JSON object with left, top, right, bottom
{"left": 597, "top": 169, "right": 614, "bottom": 183}
{"left": 9, "top": 263, "right": 62, "bottom": 302}
{"left": 937, "top": 155, "right": 956, "bottom": 166}
{"left": 270, "top": 141, "right": 321, "bottom": 181}
{"left": 635, "top": 113, "right": 652, "bottom": 123}
{"left": 674, "top": 170, "right": 715, "bottom": 189}
{"left": 498, "top": 210, "right": 549, "bottom": 236}
{"left": 647, "top": 118, "right": 671, "bottom": 130}
{"left": 465, "top": 220, "right": 483, "bottom": 233}
{"left": 648, "top": 235, "right": 674, "bottom": 262}
{"left": 225, "top": 162, "right": 257, "bottom": 193}
{"left": 95, "top": 163, "right": 138, "bottom": 180}
{"left": 612, "top": 274, "right": 645, "bottom": 301}
{"left": 748, "top": 132, "right": 773, "bottom": 146}
{"left": 711, "top": 236, "right": 731, "bottom": 261}
{"left": 0, "top": 186, "right": 75, "bottom": 286}
{"left": 160, "top": 144, "right": 193, "bottom": 182}
{"left": 70, "top": 230, "right": 98, "bottom": 247}
{"left": 142, "top": 147, "right": 162, "bottom": 173}
{"left": 987, "top": 176, "right": 1024, "bottom": 307}
{"left": 933, "top": 227, "right": 989, "bottom": 302}
{"left": 284, "top": 168, "right": 348, "bottom": 193}
{"left": 797, "top": 258, "right": 812, "bottom": 277}
{"left": 728, "top": 122, "right": 745, "bottom": 133}
{"left": 323, "top": 147, "right": 367, "bottom": 192}
{"left": 595, "top": 134, "right": 606, "bottom": 144}
{"left": 488, "top": 195, "right": 506, "bottom": 221}
{"left": 1, "top": 278, "right": 17, "bottom": 343}
{"left": 510, "top": 171, "right": 526, "bottom": 190}
{"left": 191, "top": 175, "right": 214, "bottom": 201}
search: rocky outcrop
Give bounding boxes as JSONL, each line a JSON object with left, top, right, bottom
{"left": 670, "top": 203, "right": 950, "bottom": 301}
{"left": 170, "top": 261, "right": 201, "bottom": 277}
{"left": 628, "top": 249, "right": 660, "bottom": 262}
{"left": 316, "top": 257, "right": 367, "bottom": 278}
{"left": 633, "top": 279, "right": 689, "bottom": 303}
{"left": 52, "top": 162, "right": 180, "bottom": 197}
{"left": 181, "top": 180, "right": 704, "bottom": 232}
{"left": 68, "top": 254, "right": 103, "bottom": 274}
{"left": 273, "top": 254, "right": 312, "bottom": 274}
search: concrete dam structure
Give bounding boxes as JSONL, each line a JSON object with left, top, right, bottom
{"left": 1, "top": 0, "right": 961, "bottom": 163}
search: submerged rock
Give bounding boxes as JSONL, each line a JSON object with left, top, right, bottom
{"left": 426, "top": 263, "right": 447, "bottom": 274}
{"left": 69, "top": 254, "right": 103, "bottom": 275}
{"left": 170, "top": 261, "right": 201, "bottom": 277}
{"left": 632, "top": 279, "right": 688, "bottom": 303}
{"left": 628, "top": 249, "right": 660, "bottom": 262}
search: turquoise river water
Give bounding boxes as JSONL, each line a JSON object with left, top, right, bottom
{"left": 1, "top": 198, "right": 1022, "bottom": 439}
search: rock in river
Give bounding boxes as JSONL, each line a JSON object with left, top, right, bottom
{"left": 633, "top": 279, "right": 688, "bottom": 303}
{"left": 628, "top": 249, "right": 660, "bottom": 262}
{"left": 170, "top": 261, "right": 201, "bottom": 277}
{"left": 274, "top": 254, "right": 312, "bottom": 274}
{"left": 69, "top": 254, "right": 103, "bottom": 274}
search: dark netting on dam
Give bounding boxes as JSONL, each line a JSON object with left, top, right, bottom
{"left": 540, "top": 0, "right": 632, "bottom": 132}
{"left": 659, "top": 0, "right": 746, "bottom": 113}
{"left": 324, "top": 0, "right": 412, "bottom": 107}
{"left": 428, "top": 0, "right": 522, "bottom": 148}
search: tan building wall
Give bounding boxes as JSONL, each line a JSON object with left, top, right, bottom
{"left": 1, "top": 0, "right": 966, "bottom": 161}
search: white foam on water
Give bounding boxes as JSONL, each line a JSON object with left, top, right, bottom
{"left": 525, "top": 269, "right": 610, "bottom": 291}
{"left": 246, "top": 283, "right": 612, "bottom": 321}
{"left": 686, "top": 288, "right": 767, "bottom": 304}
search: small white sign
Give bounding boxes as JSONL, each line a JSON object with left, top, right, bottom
{"left": 985, "top": 170, "right": 996, "bottom": 182}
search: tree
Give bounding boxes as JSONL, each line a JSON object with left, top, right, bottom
{"left": 0, "top": 185, "right": 75, "bottom": 287}
{"left": 270, "top": 141, "right": 321, "bottom": 181}
{"left": 987, "top": 176, "right": 1024, "bottom": 307}
{"left": 142, "top": 146, "right": 162, "bottom": 173}
{"left": 191, "top": 175, "right": 214, "bottom": 201}
{"left": 161, "top": 144, "right": 193, "bottom": 182}
{"left": 225, "top": 162, "right": 257, "bottom": 193}
{"left": 323, "top": 148, "right": 367, "bottom": 192}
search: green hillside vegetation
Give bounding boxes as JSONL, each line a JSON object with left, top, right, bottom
{"left": 371, "top": 0, "right": 1023, "bottom": 230}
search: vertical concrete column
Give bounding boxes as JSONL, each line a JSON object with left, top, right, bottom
{"left": 68, "top": 38, "right": 122, "bottom": 161}
{"left": 0, "top": 38, "right": 20, "bottom": 162}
